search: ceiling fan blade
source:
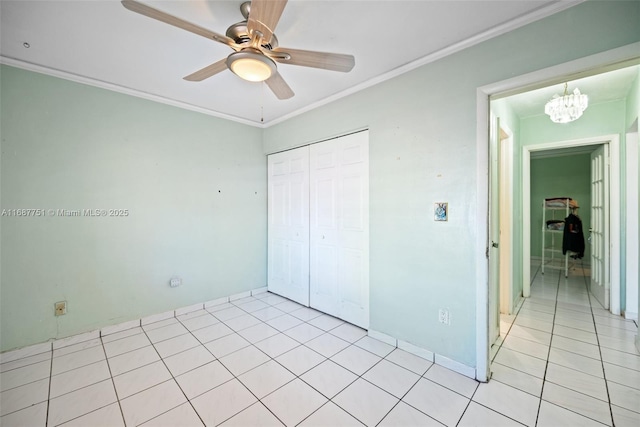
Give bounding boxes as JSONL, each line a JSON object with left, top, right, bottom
{"left": 266, "top": 71, "right": 294, "bottom": 100}
{"left": 121, "top": 0, "right": 236, "bottom": 47}
{"left": 271, "top": 47, "right": 355, "bottom": 72}
{"left": 183, "top": 59, "right": 228, "bottom": 81}
{"left": 247, "top": 0, "right": 288, "bottom": 45}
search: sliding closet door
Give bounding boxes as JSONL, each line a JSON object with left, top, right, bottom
{"left": 310, "top": 131, "right": 369, "bottom": 328}
{"left": 267, "top": 147, "right": 310, "bottom": 306}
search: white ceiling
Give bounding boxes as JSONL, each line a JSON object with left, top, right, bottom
{"left": 1, "top": 0, "right": 586, "bottom": 126}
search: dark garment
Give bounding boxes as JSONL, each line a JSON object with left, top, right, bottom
{"left": 563, "top": 213, "right": 585, "bottom": 258}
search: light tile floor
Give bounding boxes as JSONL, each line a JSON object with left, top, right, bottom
{"left": 1, "top": 262, "right": 638, "bottom": 426}
{"left": 490, "top": 260, "right": 640, "bottom": 427}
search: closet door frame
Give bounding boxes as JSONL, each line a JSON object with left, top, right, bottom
{"left": 267, "top": 130, "right": 370, "bottom": 327}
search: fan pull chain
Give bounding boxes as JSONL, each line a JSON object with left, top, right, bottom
{"left": 261, "top": 82, "right": 265, "bottom": 123}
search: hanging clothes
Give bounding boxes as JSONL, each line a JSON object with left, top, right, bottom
{"left": 563, "top": 213, "right": 585, "bottom": 259}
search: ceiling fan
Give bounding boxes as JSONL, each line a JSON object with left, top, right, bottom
{"left": 121, "top": 0, "right": 355, "bottom": 100}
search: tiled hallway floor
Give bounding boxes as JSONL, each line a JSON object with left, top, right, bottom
{"left": 1, "top": 263, "right": 639, "bottom": 426}
{"left": 490, "top": 261, "right": 640, "bottom": 427}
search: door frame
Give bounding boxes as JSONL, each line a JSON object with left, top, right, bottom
{"left": 474, "top": 42, "right": 639, "bottom": 382}
{"left": 499, "top": 125, "right": 514, "bottom": 315}
{"left": 522, "top": 136, "right": 620, "bottom": 312}
{"left": 625, "top": 121, "right": 639, "bottom": 321}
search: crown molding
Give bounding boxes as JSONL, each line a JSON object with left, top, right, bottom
{"left": 0, "top": 56, "right": 264, "bottom": 128}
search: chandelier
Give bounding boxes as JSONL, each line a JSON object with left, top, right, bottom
{"left": 544, "top": 82, "right": 589, "bottom": 123}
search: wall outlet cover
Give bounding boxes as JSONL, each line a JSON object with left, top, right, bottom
{"left": 55, "top": 301, "right": 67, "bottom": 316}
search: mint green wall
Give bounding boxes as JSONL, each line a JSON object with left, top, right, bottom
{"left": 530, "top": 154, "right": 592, "bottom": 262}
{"left": 263, "top": 1, "right": 640, "bottom": 367}
{"left": 0, "top": 65, "right": 265, "bottom": 351}
{"left": 626, "top": 68, "right": 639, "bottom": 128}
{"left": 520, "top": 100, "right": 627, "bottom": 146}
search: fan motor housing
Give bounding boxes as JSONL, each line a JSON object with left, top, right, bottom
{"left": 226, "top": 21, "right": 278, "bottom": 50}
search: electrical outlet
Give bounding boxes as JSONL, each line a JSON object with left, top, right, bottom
{"left": 55, "top": 301, "right": 67, "bottom": 316}
{"left": 170, "top": 277, "right": 182, "bottom": 288}
{"left": 438, "top": 309, "right": 450, "bottom": 325}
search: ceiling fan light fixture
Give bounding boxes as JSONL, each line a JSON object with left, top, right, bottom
{"left": 226, "top": 50, "right": 276, "bottom": 82}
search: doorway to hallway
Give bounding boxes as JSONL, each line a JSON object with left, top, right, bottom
{"left": 480, "top": 56, "right": 639, "bottom": 381}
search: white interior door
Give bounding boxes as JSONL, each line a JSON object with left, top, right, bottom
{"left": 310, "top": 131, "right": 369, "bottom": 328}
{"left": 267, "top": 147, "right": 310, "bottom": 306}
{"left": 590, "top": 144, "right": 610, "bottom": 309}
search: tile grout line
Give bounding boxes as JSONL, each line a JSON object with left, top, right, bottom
{"left": 538, "top": 263, "right": 618, "bottom": 426}
{"left": 174, "top": 303, "right": 290, "bottom": 427}
{"left": 172, "top": 295, "right": 326, "bottom": 426}
{"left": 217, "top": 296, "right": 436, "bottom": 426}
{"left": 268, "top": 324, "right": 373, "bottom": 425}
{"left": 212, "top": 298, "right": 374, "bottom": 426}
{"left": 583, "top": 260, "right": 616, "bottom": 426}
{"left": 44, "top": 346, "right": 53, "bottom": 427}
{"left": 297, "top": 337, "right": 414, "bottom": 426}
{"left": 490, "top": 263, "right": 542, "bottom": 365}
{"left": 137, "top": 322, "right": 211, "bottom": 427}
{"left": 533, "top": 261, "right": 561, "bottom": 427}
{"left": 99, "top": 331, "right": 127, "bottom": 427}
{"left": 46, "top": 335, "right": 126, "bottom": 426}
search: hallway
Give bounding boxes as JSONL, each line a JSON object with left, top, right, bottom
{"left": 491, "top": 261, "right": 640, "bottom": 426}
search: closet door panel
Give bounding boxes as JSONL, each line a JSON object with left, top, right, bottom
{"left": 267, "top": 147, "right": 310, "bottom": 306}
{"left": 336, "top": 132, "right": 369, "bottom": 328}
{"left": 315, "top": 245, "right": 339, "bottom": 308}
{"left": 310, "top": 132, "right": 369, "bottom": 328}
{"left": 268, "top": 170, "right": 289, "bottom": 297}
{"left": 310, "top": 139, "right": 340, "bottom": 316}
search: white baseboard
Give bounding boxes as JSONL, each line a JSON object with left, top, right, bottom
{"left": 205, "top": 296, "right": 229, "bottom": 308}
{"left": 3, "top": 286, "right": 478, "bottom": 381}
{"left": 367, "top": 331, "right": 476, "bottom": 380}
{"left": 367, "top": 329, "right": 397, "bottom": 347}
{"left": 101, "top": 319, "right": 141, "bottom": 336}
{"left": 229, "top": 290, "right": 252, "bottom": 301}
{"left": 52, "top": 330, "right": 100, "bottom": 350}
{"left": 175, "top": 302, "right": 205, "bottom": 316}
{"left": 435, "top": 354, "right": 476, "bottom": 379}
{"left": 398, "top": 340, "right": 435, "bottom": 362}
{"left": 252, "top": 287, "right": 268, "bottom": 296}
{"left": 0, "top": 341, "right": 52, "bottom": 363}
{"left": 141, "top": 310, "right": 175, "bottom": 326}
{"left": 624, "top": 311, "right": 638, "bottom": 321}
{"left": 0, "top": 287, "right": 268, "bottom": 358}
